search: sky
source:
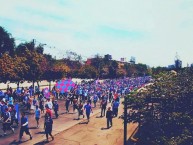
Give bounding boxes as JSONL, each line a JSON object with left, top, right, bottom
{"left": 0, "top": 0, "right": 193, "bottom": 67}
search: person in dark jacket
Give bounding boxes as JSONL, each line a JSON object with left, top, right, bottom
{"left": 100, "top": 99, "right": 107, "bottom": 117}
{"left": 10, "top": 106, "right": 18, "bottom": 127}
{"left": 65, "top": 97, "right": 70, "bottom": 113}
{"left": 77, "top": 102, "right": 84, "bottom": 119}
{"left": 2, "top": 108, "right": 14, "bottom": 135}
{"left": 53, "top": 100, "right": 59, "bottom": 118}
{"left": 106, "top": 107, "right": 113, "bottom": 129}
{"left": 39, "top": 98, "right": 44, "bottom": 113}
{"left": 44, "top": 112, "right": 54, "bottom": 142}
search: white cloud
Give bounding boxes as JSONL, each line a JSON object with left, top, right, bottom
{"left": 0, "top": 0, "right": 193, "bottom": 66}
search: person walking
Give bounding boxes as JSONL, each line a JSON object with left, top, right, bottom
{"left": 19, "top": 112, "right": 32, "bottom": 143}
{"left": 84, "top": 101, "right": 93, "bottom": 122}
{"left": 106, "top": 107, "right": 113, "bottom": 129}
{"left": 53, "top": 100, "right": 59, "bottom": 118}
{"left": 109, "top": 91, "right": 113, "bottom": 103}
{"left": 46, "top": 98, "right": 53, "bottom": 110}
{"left": 65, "top": 97, "right": 70, "bottom": 113}
{"left": 26, "top": 99, "right": 31, "bottom": 112}
{"left": 100, "top": 99, "right": 107, "bottom": 117}
{"left": 10, "top": 105, "right": 19, "bottom": 127}
{"left": 77, "top": 102, "right": 84, "bottom": 119}
{"left": 34, "top": 105, "right": 41, "bottom": 128}
{"left": 45, "top": 104, "right": 52, "bottom": 118}
{"left": 93, "top": 94, "right": 98, "bottom": 108}
{"left": 1, "top": 101, "right": 8, "bottom": 118}
{"left": 44, "top": 112, "right": 54, "bottom": 142}
{"left": 39, "top": 98, "right": 44, "bottom": 113}
{"left": 112, "top": 100, "right": 120, "bottom": 117}
{"left": 73, "top": 98, "right": 78, "bottom": 113}
{"left": 32, "top": 96, "right": 38, "bottom": 111}
{"left": 1, "top": 108, "right": 14, "bottom": 135}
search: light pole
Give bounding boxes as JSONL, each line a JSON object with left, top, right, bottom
{"left": 124, "top": 96, "right": 128, "bottom": 145}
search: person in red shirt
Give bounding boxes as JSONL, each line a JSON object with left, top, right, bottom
{"left": 45, "top": 104, "right": 52, "bottom": 118}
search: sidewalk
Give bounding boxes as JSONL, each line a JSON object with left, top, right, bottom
{"left": 35, "top": 100, "right": 138, "bottom": 145}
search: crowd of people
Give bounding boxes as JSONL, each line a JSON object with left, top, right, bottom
{"left": 0, "top": 76, "right": 150, "bottom": 143}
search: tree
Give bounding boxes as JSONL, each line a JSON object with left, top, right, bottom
{"left": 135, "top": 63, "right": 148, "bottom": 76}
{"left": 79, "top": 65, "right": 98, "bottom": 79}
{"left": 66, "top": 50, "right": 82, "bottom": 62}
{"left": 13, "top": 55, "right": 29, "bottom": 86}
{"left": 116, "top": 68, "right": 127, "bottom": 78}
{"left": 125, "top": 69, "right": 193, "bottom": 144}
{"left": 0, "top": 26, "right": 15, "bottom": 57}
{"left": 0, "top": 53, "right": 16, "bottom": 83}
{"left": 19, "top": 49, "right": 48, "bottom": 87}
{"left": 15, "top": 41, "right": 45, "bottom": 55}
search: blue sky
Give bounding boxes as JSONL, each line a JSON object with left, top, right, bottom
{"left": 0, "top": 0, "right": 193, "bottom": 67}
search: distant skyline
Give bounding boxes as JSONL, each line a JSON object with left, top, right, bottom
{"left": 0, "top": 0, "right": 193, "bottom": 67}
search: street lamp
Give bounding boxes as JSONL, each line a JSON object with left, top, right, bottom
{"left": 124, "top": 96, "right": 128, "bottom": 145}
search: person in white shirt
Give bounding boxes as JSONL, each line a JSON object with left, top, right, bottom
{"left": 46, "top": 99, "right": 53, "bottom": 110}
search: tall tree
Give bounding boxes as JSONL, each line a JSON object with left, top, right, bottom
{"left": 0, "top": 26, "right": 15, "bottom": 57}
{"left": 20, "top": 49, "right": 48, "bottom": 87}
{"left": 125, "top": 70, "right": 193, "bottom": 144}
{"left": 79, "top": 65, "right": 98, "bottom": 79}
{"left": 0, "top": 53, "right": 16, "bottom": 83}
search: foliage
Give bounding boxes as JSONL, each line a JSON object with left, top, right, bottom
{"left": 0, "top": 53, "right": 17, "bottom": 82}
{"left": 126, "top": 68, "right": 193, "bottom": 145}
{"left": 19, "top": 49, "right": 48, "bottom": 82}
{"left": 0, "top": 26, "right": 15, "bottom": 56}
{"left": 79, "top": 65, "right": 98, "bottom": 79}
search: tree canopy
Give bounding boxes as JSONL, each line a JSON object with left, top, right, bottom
{"left": 125, "top": 68, "right": 193, "bottom": 144}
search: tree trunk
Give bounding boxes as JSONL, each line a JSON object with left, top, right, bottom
{"left": 49, "top": 81, "right": 51, "bottom": 91}
{"left": 37, "top": 81, "right": 40, "bottom": 89}
{"left": 32, "top": 81, "right": 35, "bottom": 90}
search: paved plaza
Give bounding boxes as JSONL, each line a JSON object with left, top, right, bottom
{"left": 0, "top": 98, "right": 137, "bottom": 145}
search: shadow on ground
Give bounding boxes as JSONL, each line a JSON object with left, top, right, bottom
{"left": 34, "top": 139, "right": 54, "bottom": 145}
{"left": 9, "top": 139, "right": 30, "bottom": 145}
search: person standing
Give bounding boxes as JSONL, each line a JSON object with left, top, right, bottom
{"left": 19, "top": 112, "right": 32, "bottom": 142}
{"left": 100, "top": 99, "right": 107, "bottom": 117}
{"left": 44, "top": 112, "right": 54, "bottom": 142}
{"left": 106, "top": 107, "right": 113, "bottom": 129}
{"left": 53, "top": 100, "right": 59, "bottom": 118}
{"left": 84, "top": 101, "right": 93, "bottom": 122}
{"left": 34, "top": 105, "right": 41, "bottom": 128}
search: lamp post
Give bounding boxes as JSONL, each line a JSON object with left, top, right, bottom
{"left": 124, "top": 96, "right": 128, "bottom": 145}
